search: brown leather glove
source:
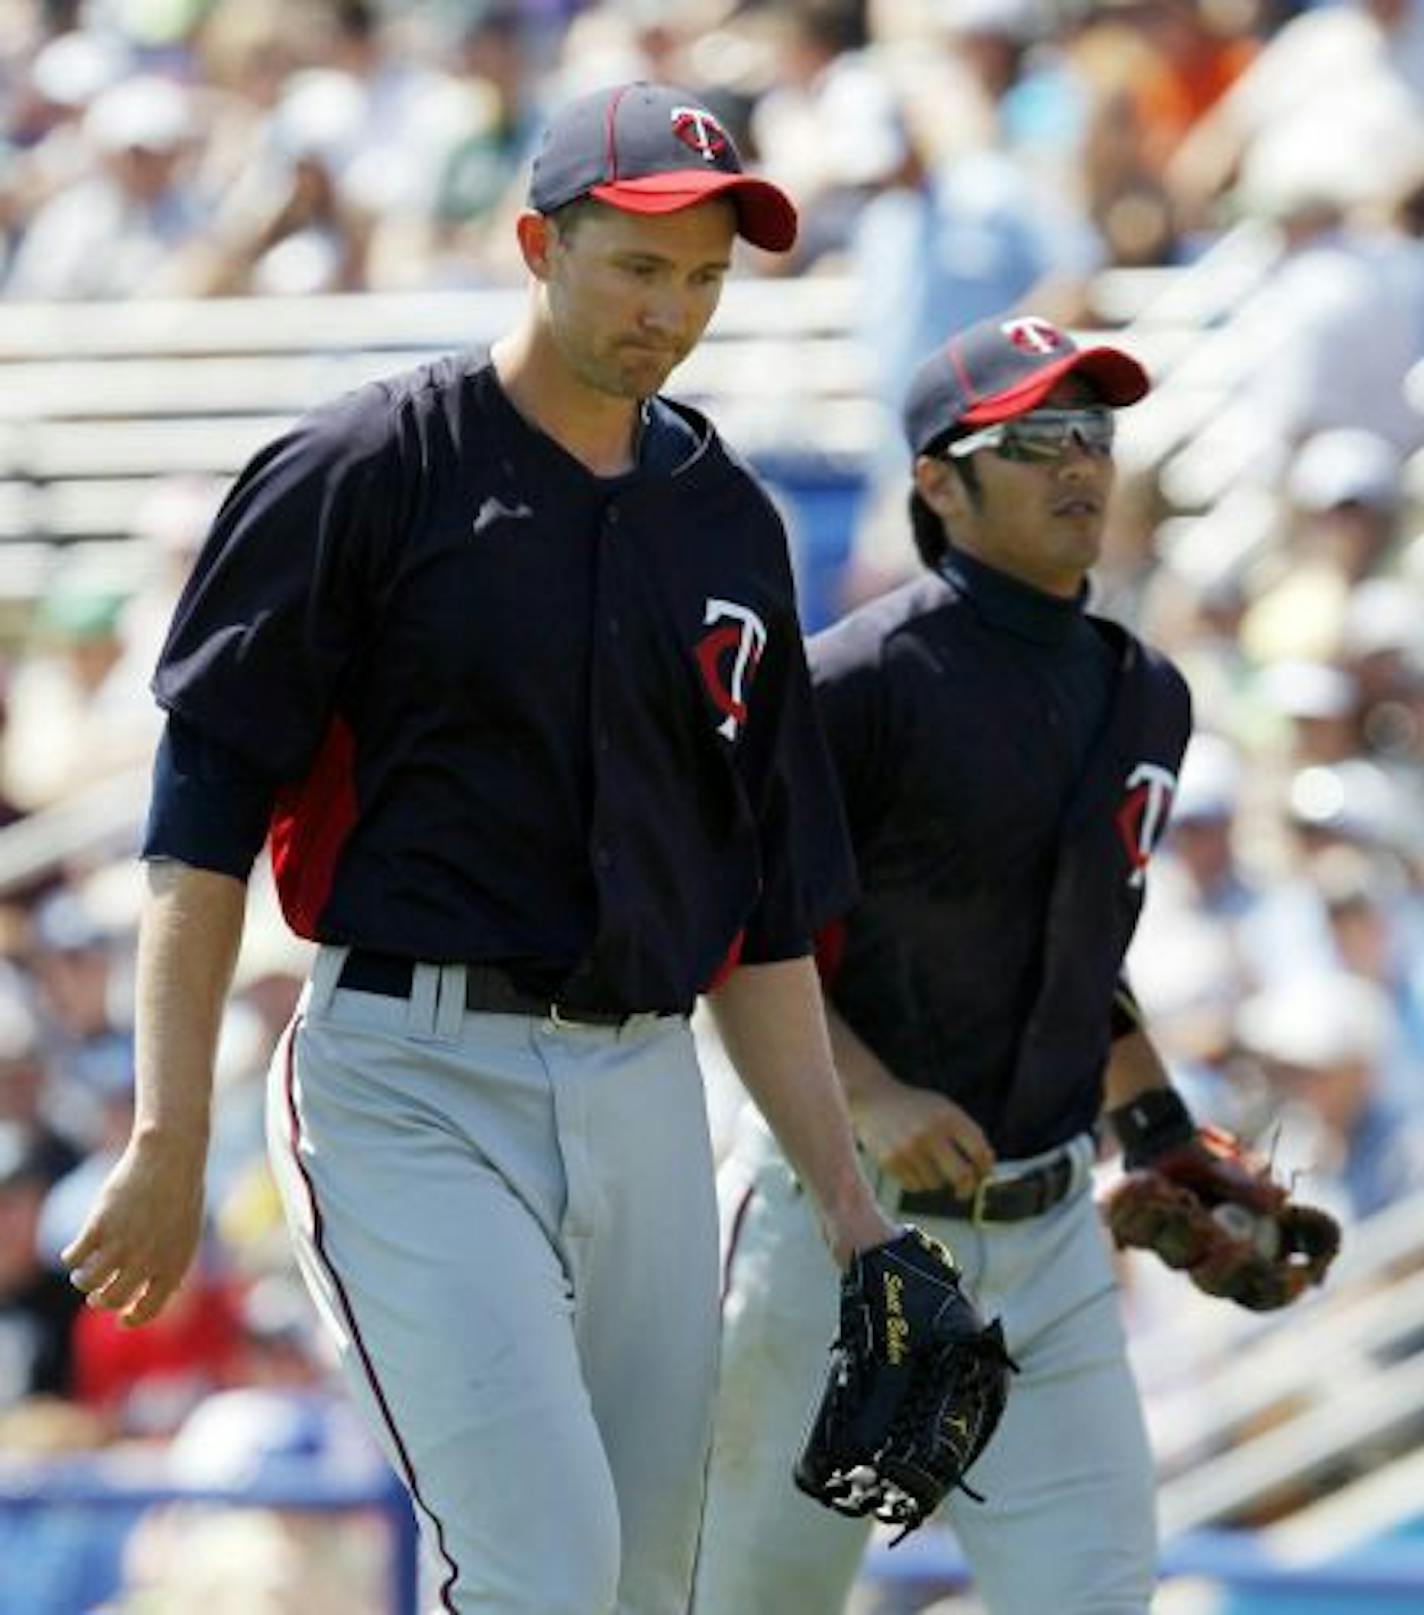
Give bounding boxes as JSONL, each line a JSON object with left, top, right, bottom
{"left": 1103, "top": 1093, "right": 1341, "bottom": 1312}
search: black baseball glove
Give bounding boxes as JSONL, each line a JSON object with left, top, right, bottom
{"left": 794, "top": 1226, "right": 1014, "bottom": 1542}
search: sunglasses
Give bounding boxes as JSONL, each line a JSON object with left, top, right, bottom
{"left": 943, "top": 407, "right": 1116, "bottom": 464}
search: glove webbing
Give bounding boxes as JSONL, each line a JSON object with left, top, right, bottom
{"left": 879, "top": 1326, "right": 1019, "bottom": 1541}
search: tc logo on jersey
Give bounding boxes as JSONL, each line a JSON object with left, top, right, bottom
{"left": 696, "top": 597, "right": 767, "bottom": 741}
{"left": 671, "top": 106, "right": 729, "bottom": 162}
{"left": 1001, "top": 317, "right": 1065, "bottom": 355}
{"left": 1115, "top": 762, "right": 1177, "bottom": 887}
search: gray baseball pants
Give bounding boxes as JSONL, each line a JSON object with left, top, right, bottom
{"left": 694, "top": 1113, "right": 1156, "bottom": 1615}
{"left": 266, "top": 946, "right": 720, "bottom": 1613}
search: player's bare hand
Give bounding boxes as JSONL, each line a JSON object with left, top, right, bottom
{"left": 853, "top": 1085, "right": 995, "bottom": 1195}
{"left": 60, "top": 1131, "right": 206, "bottom": 1328}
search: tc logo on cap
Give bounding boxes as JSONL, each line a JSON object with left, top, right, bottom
{"left": 671, "top": 106, "right": 729, "bottom": 162}
{"left": 1001, "top": 317, "right": 1066, "bottom": 355}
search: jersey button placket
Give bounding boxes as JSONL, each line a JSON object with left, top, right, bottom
{"left": 589, "top": 501, "right": 625, "bottom": 898}
{"left": 604, "top": 504, "right": 623, "bottom": 640}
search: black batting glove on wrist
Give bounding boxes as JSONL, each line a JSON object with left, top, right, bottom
{"left": 1108, "top": 1087, "right": 1196, "bottom": 1170}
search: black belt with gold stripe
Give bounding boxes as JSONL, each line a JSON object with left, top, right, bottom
{"left": 899, "top": 1149, "right": 1075, "bottom": 1224}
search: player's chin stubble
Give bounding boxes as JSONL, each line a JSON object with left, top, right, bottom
{"left": 597, "top": 345, "right": 684, "bottom": 400}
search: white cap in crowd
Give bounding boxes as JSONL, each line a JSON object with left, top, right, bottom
{"left": 30, "top": 31, "right": 132, "bottom": 110}
{"left": 84, "top": 75, "right": 194, "bottom": 155}
{"left": 1257, "top": 659, "right": 1358, "bottom": 721}
{"left": 1288, "top": 429, "right": 1401, "bottom": 515}
{"left": 1236, "top": 973, "right": 1393, "bottom": 1070}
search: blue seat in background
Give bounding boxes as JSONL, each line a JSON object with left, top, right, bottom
{"left": 753, "top": 459, "right": 865, "bottom": 634}
{"left": 0, "top": 1503, "right": 136, "bottom": 1615}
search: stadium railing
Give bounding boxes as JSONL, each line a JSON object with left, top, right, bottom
{"left": 0, "top": 225, "right": 1295, "bottom": 651}
{"left": 0, "top": 1454, "right": 419, "bottom": 1615}
{"left": 1147, "top": 1183, "right": 1424, "bottom": 1537}
{"left": 6, "top": 1454, "right": 1424, "bottom": 1615}
{"left": 0, "top": 226, "right": 1279, "bottom": 563}
{"left": 0, "top": 276, "right": 870, "bottom": 552}
{"left": 862, "top": 1524, "right": 1424, "bottom": 1611}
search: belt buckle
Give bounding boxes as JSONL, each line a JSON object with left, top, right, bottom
{"left": 970, "top": 1175, "right": 994, "bottom": 1227}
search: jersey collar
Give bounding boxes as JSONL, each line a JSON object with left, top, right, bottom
{"left": 475, "top": 361, "right": 712, "bottom": 491}
{"left": 937, "top": 544, "right": 1089, "bottom": 645}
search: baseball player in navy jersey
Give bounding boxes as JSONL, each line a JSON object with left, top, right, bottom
{"left": 59, "top": 83, "right": 903, "bottom": 1613}
{"left": 694, "top": 315, "right": 1195, "bottom": 1614}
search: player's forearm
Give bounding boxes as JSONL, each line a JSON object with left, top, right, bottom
{"left": 132, "top": 858, "right": 247, "bottom": 1148}
{"left": 1102, "top": 1026, "right": 1174, "bottom": 1112}
{"left": 1102, "top": 1027, "right": 1200, "bottom": 1165}
{"left": 708, "top": 956, "right": 895, "bottom": 1264}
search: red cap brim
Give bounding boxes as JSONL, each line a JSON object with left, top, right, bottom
{"left": 960, "top": 346, "right": 1150, "bottom": 423}
{"left": 590, "top": 171, "right": 798, "bottom": 253}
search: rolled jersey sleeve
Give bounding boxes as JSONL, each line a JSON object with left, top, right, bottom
{"left": 143, "top": 714, "right": 280, "bottom": 879}
{"left": 152, "top": 386, "right": 402, "bottom": 782}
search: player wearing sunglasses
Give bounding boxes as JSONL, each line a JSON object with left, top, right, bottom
{"left": 696, "top": 316, "right": 1197, "bottom": 1615}
{"left": 944, "top": 404, "right": 1116, "bottom": 462}
{"left": 911, "top": 343, "right": 1132, "bottom": 603}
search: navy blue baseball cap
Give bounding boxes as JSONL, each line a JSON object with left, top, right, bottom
{"left": 528, "top": 82, "right": 797, "bottom": 253}
{"left": 903, "top": 314, "right": 1149, "bottom": 455}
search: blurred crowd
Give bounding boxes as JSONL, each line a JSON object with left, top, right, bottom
{"left": 2, "top": 0, "right": 1422, "bottom": 292}
{"left": 2, "top": 0, "right": 1424, "bottom": 1607}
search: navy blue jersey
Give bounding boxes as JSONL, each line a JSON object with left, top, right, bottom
{"left": 149, "top": 355, "right": 856, "bottom": 1014}
{"left": 811, "top": 549, "right": 1191, "bottom": 1156}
